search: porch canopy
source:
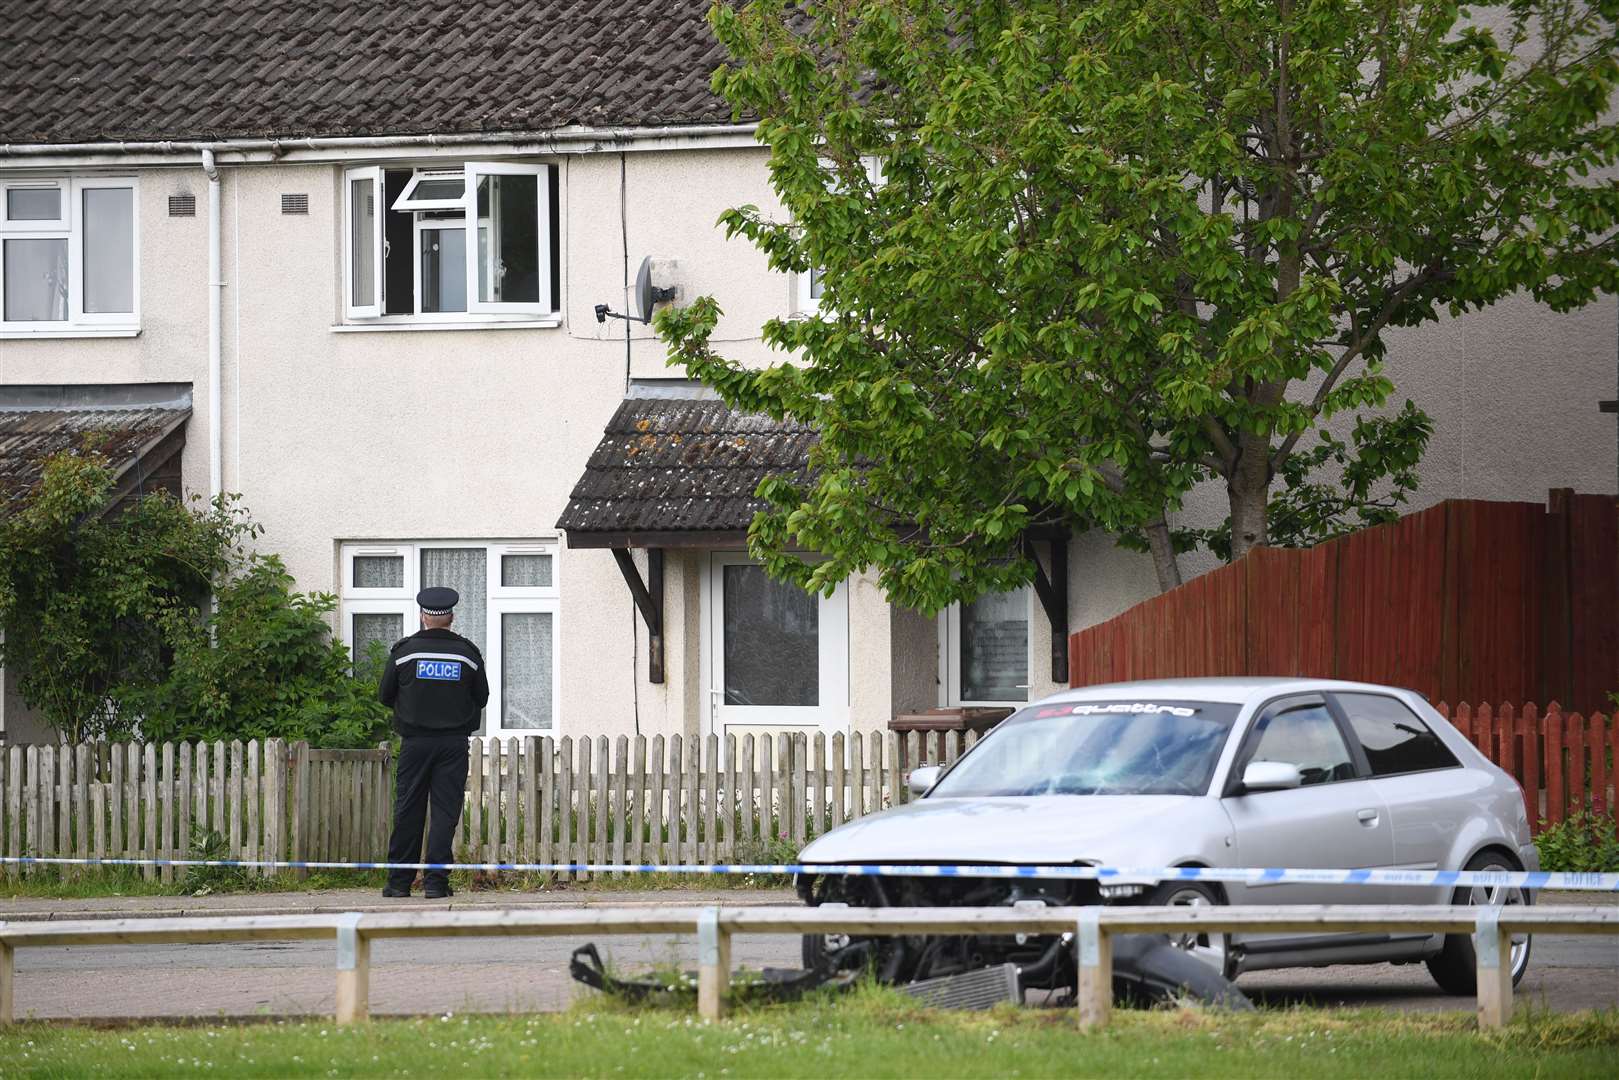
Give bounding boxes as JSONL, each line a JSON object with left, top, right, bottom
{"left": 557, "top": 382, "right": 1071, "bottom": 685}
{"left": 0, "top": 383, "right": 191, "bottom": 519}
{"left": 556, "top": 384, "right": 815, "bottom": 683}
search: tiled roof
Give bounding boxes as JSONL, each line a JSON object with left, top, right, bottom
{"left": 0, "top": 1, "right": 738, "bottom": 145}
{"left": 556, "top": 395, "right": 815, "bottom": 540}
{"left": 0, "top": 403, "right": 191, "bottom": 513}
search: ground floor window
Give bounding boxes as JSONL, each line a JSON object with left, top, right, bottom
{"left": 702, "top": 552, "right": 849, "bottom": 734}
{"left": 340, "top": 539, "right": 559, "bottom": 735}
{"left": 939, "top": 586, "right": 1030, "bottom": 706}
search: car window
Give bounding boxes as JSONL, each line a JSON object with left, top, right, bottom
{"left": 1334, "top": 692, "right": 1460, "bottom": 776}
{"left": 1247, "top": 703, "right": 1356, "bottom": 786}
{"left": 928, "top": 700, "right": 1241, "bottom": 797}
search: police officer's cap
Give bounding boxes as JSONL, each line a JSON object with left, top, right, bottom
{"left": 417, "top": 587, "right": 460, "bottom": 615}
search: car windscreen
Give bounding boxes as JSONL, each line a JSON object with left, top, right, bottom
{"left": 927, "top": 700, "right": 1241, "bottom": 798}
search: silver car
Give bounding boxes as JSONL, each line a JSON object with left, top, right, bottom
{"left": 796, "top": 677, "right": 1536, "bottom": 995}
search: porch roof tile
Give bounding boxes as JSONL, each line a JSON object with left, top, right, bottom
{"left": 556, "top": 395, "right": 815, "bottom": 541}
{"left": 0, "top": 401, "right": 191, "bottom": 514}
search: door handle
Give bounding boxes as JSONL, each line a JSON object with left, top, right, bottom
{"left": 1356, "top": 808, "right": 1380, "bottom": 826}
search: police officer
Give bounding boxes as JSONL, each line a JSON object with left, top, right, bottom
{"left": 380, "top": 586, "right": 489, "bottom": 899}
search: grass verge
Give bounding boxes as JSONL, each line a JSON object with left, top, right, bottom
{"left": 4, "top": 987, "right": 1617, "bottom": 1079}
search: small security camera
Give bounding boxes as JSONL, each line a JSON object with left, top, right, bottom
{"left": 593, "top": 303, "right": 610, "bottom": 324}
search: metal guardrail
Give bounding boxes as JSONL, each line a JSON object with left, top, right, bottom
{"left": 1, "top": 904, "right": 1615, "bottom": 1030}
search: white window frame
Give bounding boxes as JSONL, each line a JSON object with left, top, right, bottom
{"left": 341, "top": 161, "right": 554, "bottom": 324}
{"left": 701, "top": 551, "right": 850, "bottom": 736}
{"left": 343, "top": 167, "right": 383, "bottom": 319}
{"left": 412, "top": 214, "right": 468, "bottom": 316}
{"left": 391, "top": 169, "right": 468, "bottom": 212}
{"left": 2, "top": 178, "right": 68, "bottom": 231}
{"left": 937, "top": 586, "right": 1032, "bottom": 708}
{"left": 465, "top": 161, "right": 550, "bottom": 316}
{"left": 1, "top": 175, "right": 138, "bottom": 333}
{"left": 339, "top": 539, "right": 563, "bottom": 738}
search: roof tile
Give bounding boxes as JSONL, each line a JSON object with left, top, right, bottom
{"left": 556, "top": 396, "right": 814, "bottom": 537}
{"left": 0, "top": 1, "right": 737, "bottom": 145}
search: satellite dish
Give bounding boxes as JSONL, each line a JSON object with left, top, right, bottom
{"left": 634, "top": 257, "right": 676, "bottom": 322}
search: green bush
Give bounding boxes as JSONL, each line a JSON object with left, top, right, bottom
{"left": 0, "top": 447, "right": 389, "bottom": 748}
{"left": 1534, "top": 812, "right": 1619, "bottom": 873}
{"left": 125, "top": 555, "right": 392, "bottom": 749}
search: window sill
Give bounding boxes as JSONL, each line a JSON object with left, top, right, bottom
{"left": 330, "top": 317, "right": 562, "bottom": 334}
{"left": 0, "top": 327, "right": 140, "bottom": 340}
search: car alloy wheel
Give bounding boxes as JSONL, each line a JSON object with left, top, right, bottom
{"left": 1463, "top": 857, "right": 1531, "bottom": 980}
{"left": 1157, "top": 884, "right": 1231, "bottom": 977}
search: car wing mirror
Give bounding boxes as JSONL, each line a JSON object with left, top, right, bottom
{"left": 907, "top": 765, "right": 942, "bottom": 798}
{"left": 1238, "top": 761, "right": 1302, "bottom": 793}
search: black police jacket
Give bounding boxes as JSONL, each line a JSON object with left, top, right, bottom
{"left": 379, "top": 627, "right": 491, "bottom": 738}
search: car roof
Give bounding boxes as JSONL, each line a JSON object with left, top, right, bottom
{"left": 1037, "top": 676, "right": 1421, "bottom": 707}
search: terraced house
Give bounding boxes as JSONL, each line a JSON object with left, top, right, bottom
{"left": 0, "top": 2, "right": 1614, "bottom": 747}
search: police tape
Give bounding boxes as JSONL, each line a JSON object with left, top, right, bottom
{"left": 0, "top": 855, "right": 1615, "bottom": 891}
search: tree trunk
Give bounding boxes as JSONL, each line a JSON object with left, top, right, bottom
{"left": 1144, "top": 516, "right": 1183, "bottom": 593}
{"left": 1227, "top": 437, "right": 1273, "bottom": 561}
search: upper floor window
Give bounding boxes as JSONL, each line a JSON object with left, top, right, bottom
{"left": 1, "top": 176, "right": 137, "bottom": 332}
{"left": 343, "top": 162, "right": 557, "bottom": 323}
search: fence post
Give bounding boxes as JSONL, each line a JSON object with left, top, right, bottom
{"left": 262, "top": 739, "right": 283, "bottom": 877}
{"left": 697, "top": 906, "right": 730, "bottom": 1021}
{"left": 334, "top": 912, "right": 370, "bottom": 1026}
{"left": 289, "top": 742, "right": 310, "bottom": 879}
{"left": 143, "top": 744, "right": 158, "bottom": 881}
{"left": 0, "top": 941, "right": 12, "bottom": 1025}
{"left": 1474, "top": 906, "right": 1512, "bottom": 1029}
{"left": 1076, "top": 908, "right": 1111, "bottom": 1030}
{"left": 160, "top": 743, "right": 176, "bottom": 883}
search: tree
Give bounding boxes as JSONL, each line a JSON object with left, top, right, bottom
{"left": 659, "top": 0, "right": 1619, "bottom": 608}
{"left": 0, "top": 447, "right": 389, "bottom": 745}
{"left": 0, "top": 448, "right": 243, "bottom": 741}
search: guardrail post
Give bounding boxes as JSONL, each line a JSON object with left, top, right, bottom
{"left": 1076, "top": 908, "right": 1111, "bottom": 1030}
{"left": 697, "top": 906, "right": 730, "bottom": 1021}
{"left": 1474, "top": 907, "right": 1511, "bottom": 1029}
{"left": 1, "top": 940, "right": 13, "bottom": 1025}
{"left": 334, "top": 913, "right": 369, "bottom": 1026}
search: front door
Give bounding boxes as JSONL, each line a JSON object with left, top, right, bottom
{"left": 704, "top": 552, "right": 849, "bottom": 738}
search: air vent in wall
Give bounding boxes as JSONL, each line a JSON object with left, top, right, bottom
{"left": 281, "top": 193, "right": 309, "bottom": 215}
{"left": 167, "top": 194, "right": 196, "bottom": 217}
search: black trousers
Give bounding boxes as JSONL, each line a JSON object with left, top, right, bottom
{"left": 385, "top": 735, "right": 469, "bottom": 890}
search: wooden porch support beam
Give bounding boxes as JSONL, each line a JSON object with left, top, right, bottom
{"left": 1023, "top": 535, "right": 1069, "bottom": 684}
{"left": 612, "top": 547, "right": 665, "bottom": 684}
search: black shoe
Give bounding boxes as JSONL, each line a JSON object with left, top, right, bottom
{"left": 381, "top": 884, "right": 412, "bottom": 898}
{"left": 424, "top": 884, "right": 454, "bottom": 900}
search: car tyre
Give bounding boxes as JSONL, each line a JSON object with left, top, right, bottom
{"left": 1144, "top": 881, "right": 1237, "bottom": 982}
{"left": 1425, "top": 850, "right": 1533, "bottom": 995}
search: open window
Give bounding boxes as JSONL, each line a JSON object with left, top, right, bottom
{"left": 342, "top": 161, "right": 556, "bottom": 323}
{"left": 391, "top": 170, "right": 468, "bottom": 212}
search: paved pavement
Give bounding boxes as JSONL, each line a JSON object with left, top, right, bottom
{"left": 2, "top": 888, "right": 1613, "bottom": 1021}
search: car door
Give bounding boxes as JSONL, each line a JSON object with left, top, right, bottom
{"left": 1221, "top": 695, "right": 1395, "bottom": 914}
{"left": 1329, "top": 691, "right": 1471, "bottom": 907}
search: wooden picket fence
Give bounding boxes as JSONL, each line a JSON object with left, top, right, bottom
{"left": 1438, "top": 702, "right": 1616, "bottom": 832}
{"left": 0, "top": 738, "right": 298, "bottom": 883}
{"left": 0, "top": 730, "right": 977, "bottom": 880}
{"left": 453, "top": 729, "right": 977, "bottom": 874}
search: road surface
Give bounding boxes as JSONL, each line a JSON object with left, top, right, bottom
{"left": 6, "top": 891, "right": 1614, "bottom": 1021}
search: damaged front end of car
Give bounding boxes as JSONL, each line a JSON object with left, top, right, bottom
{"left": 795, "top": 867, "right": 1251, "bottom": 1009}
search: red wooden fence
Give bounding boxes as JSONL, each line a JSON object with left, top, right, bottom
{"left": 1068, "top": 492, "right": 1618, "bottom": 714}
{"left": 1437, "top": 702, "right": 1615, "bottom": 834}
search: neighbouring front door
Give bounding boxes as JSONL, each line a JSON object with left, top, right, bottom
{"left": 704, "top": 552, "right": 849, "bottom": 737}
